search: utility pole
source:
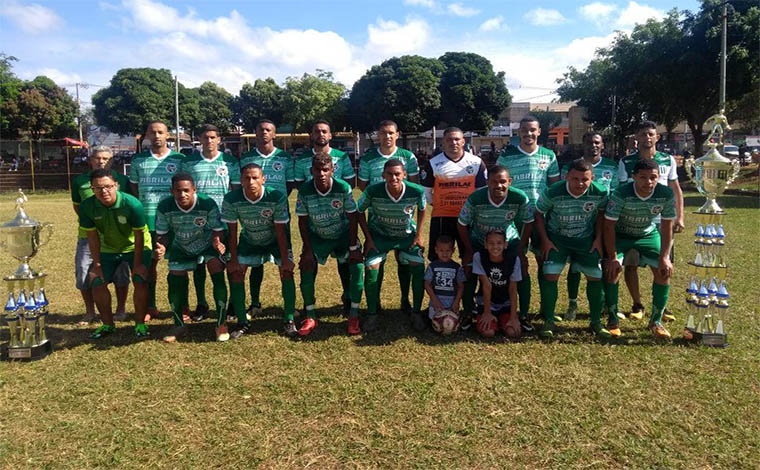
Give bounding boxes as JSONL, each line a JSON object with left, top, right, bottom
{"left": 720, "top": 1, "right": 727, "bottom": 112}
{"left": 611, "top": 93, "right": 617, "bottom": 157}
{"left": 75, "top": 83, "right": 83, "bottom": 143}
{"left": 175, "top": 75, "right": 181, "bottom": 150}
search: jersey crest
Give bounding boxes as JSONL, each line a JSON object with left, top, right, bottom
{"left": 261, "top": 208, "right": 274, "bottom": 218}
{"left": 166, "top": 162, "right": 178, "bottom": 173}
{"left": 117, "top": 215, "right": 127, "bottom": 224}
{"left": 403, "top": 204, "right": 415, "bottom": 214}
{"left": 489, "top": 267, "right": 504, "bottom": 281}
{"left": 465, "top": 165, "right": 475, "bottom": 174}
{"left": 583, "top": 202, "right": 596, "bottom": 212}
{"left": 216, "top": 165, "right": 228, "bottom": 177}
{"left": 272, "top": 161, "right": 284, "bottom": 172}
{"left": 602, "top": 170, "right": 613, "bottom": 180}
{"left": 193, "top": 216, "right": 207, "bottom": 227}
{"left": 651, "top": 204, "right": 663, "bottom": 215}
{"left": 505, "top": 210, "right": 516, "bottom": 221}
{"left": 331, "top": 199, "right": 343, "bottom": 209}
{"left": 537, "top": 159, "right": 549, "bottom": 170}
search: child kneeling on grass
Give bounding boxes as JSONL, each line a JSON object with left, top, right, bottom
{"left": 424, "top": 234, "right": 465, "bottom": 332}
{"left": 473, "top": 230, "right": 522, "bottom": 338}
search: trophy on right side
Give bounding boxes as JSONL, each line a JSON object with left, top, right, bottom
{"left": 682, "top": 112, "right": 740, "bottom": 347}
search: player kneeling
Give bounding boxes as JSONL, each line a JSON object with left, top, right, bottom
{"left": 424, "top": 235, "right": 465, "bottom": 335}
{"left": 222, "top": 164, "right": 297, "bottom": 338}
{"left": 473, "top": 230, "right": 522, "bottom": 338}
{"left": 154, "top": 173, "right": 229, "bottom": 342}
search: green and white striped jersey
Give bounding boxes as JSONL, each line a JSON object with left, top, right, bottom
{"left": 128, "top": 149, "right": 185, "bottom": 230}
{"left": 239, "top": 147, "right": 294, "bottom": 195}
{"left": 496, "top": 145, "right": 559, "bottom": 208}
{"left": 357, "top": 181, "right": 426, "bottom": 239}
{"left": 155, "top": 193, "right": 224, "bottom": 255}
{"left": 221, "top": 186, "right": 289, "bottom": 247}
{"left": 294, "top": 148, "right": 355, "bottom": 183}
{"left": 181, "top": 151, "right": 240, "bottom": 209}
{"left": 536, "top": 180, "right": 608, "bottom": 239}
{"left": 618, "top": 151, "right": 678, "bottom": 185}
{"left": 295, "top": 178, "right": 356, "bottom": 239}
{"left": 605, "top": 182, "right": 676, "bottom": 237}
{"left": 561, "top": 157, "right": 619, "bottom": 192}
{"left": 358, "top": 147, "right": 419, "bottom": 185}
{"left": 457, "top": 186, "right": 533, "bottom": 247}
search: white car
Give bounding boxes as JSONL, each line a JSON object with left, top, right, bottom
{"left": 723, "top": 145, "right": 739, "bottom": 157}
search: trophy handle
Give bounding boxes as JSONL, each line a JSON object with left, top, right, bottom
{"left": 727, "top": 158, "right": 741, "bottom": 186}
{"left": 38, "top": 223, "right": 54, "bottom": 249}
{"left": 684, "top": 157, "right": 698, "bottom": 186}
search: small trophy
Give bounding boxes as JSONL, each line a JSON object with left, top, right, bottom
{"left": 0, "top": 190, "right": 53, "bottom": 361}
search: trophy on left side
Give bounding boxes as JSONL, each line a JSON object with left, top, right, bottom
{"left": 1, "top": 189, "right": 53, "bottom": 361}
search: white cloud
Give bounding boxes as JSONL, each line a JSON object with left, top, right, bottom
{"left": 404, "top": 0, "right": 435, "bottom": 8}
{"left": 479, "top": 16, "right": 504, "bottom": 32}
{"left": 553, "top": 33, "right": 617, "bottom": 68}
{"left": 0, "top": 0, "right": 63, "bottom": 33}
{"left": 367, "top": 18, "right": 431, "bottom": 55}
{"left": 524, "top": 8, "right": 567, "bottom": 26}
{"left": 616, "top": 1, "right": 665, "bottom": 28}
{"left": 448, "top": 3, "right": 480, "bottom": 17}
{"left": 578, "top": 2, "right": 617, "bottom": 27}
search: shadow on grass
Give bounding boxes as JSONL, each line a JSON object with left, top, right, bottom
{"left": 684, "top": 195, "right": 759, "bottom": 210}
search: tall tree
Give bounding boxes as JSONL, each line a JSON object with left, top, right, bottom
{"left": 232, "top": 78, "right": 284, "bottom": 132}
{"left": 348, "top": 55, "right": 444, "bottom": 133}
{"left": 196, "top": 81, "right": 233, "bottom": 133}
{"left": 437, "top": 52, "right": 511, "bottom": 131}
{"left": 280, "top": 70, "right": 347, "bottom": 133}
{"left": 14, "top": 76, "right": 77, "bottom": 140}
{"left": 0, "top": 53, "right": 22, "bottom": 137}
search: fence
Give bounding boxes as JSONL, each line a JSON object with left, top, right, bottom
{"left": 0, "top": 172, "right": 72, "bottom": 193}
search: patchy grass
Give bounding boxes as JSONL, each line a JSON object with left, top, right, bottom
{"left": 0, "top": 190, "right": 758, "bottom": 469}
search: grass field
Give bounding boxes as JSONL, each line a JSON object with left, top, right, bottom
{"left": 0, "top": 189, "right": 758, "bottom": 469}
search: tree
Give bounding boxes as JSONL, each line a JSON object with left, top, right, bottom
{"left": 437, "top": 52, "right": 511, "bottom": 131}
{"left": 196, "top": 81, "right": 233, "bottom": 133}
{"left": 348, "top": 55, "right": 444, "bottom": 133}
{"left": 92, "top": 68, "right": 176, "bottom": 136}
{"left": 0, "top": 53, "right": 23, "bottom": 137}
{"left": 232, "top": 78, "right": 284, "bottom": 132}
{"left": 178, "top": 83, "right": 201, "bottom": 136}
{"left": 13, "top": 76, "right": 77, "bottom": 140}
{"left": 531, "top": 110, "right": 562, "bottom": 146}
{"left": 280, "top": 70, "right": 347, "bottom": 133}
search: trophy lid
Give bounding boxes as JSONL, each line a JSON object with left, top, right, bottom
{"left": 696, "top": 146, "right": 733, "bottom": 164}
{"left": 1, "top": 189, "right": 40, "bottom": 228}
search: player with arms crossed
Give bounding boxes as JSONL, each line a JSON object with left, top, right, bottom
{"left": 79, "top": 170, "right": 152, "bottom": 339}
{"left": 535, "top": 159, "right": 612, "bottom": 339}
{"left": 357, "top": 159, "right": 427, "bottom": 332}
{"left": 604, "top": 159, "right": 676, "bottom": 339}
{"left": 222, "top": 164, "right": 297, "bottom": 338}
{"left": 296, "top": 152, "right": 364, "bottom": 336}
{"left": 154, "top": 173, "right": 228, "bottom": 343}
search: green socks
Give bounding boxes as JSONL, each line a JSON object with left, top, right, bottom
{"left": 586, "top": 280, "right": 604, "bottom": 327}
{"left": 193, "top": 267, "right": 208, "bottom": 307}
{"left": 398, "top": 263, "right": 411, "bottom": 307}
{"left": 282, "top": 278, "right": 296, "bottom": 322}
{"left": 567, "top": 271, "right": 581, "bottom": 304}
{"left": 410, "top": 264, "right": 425, "bottom": 312}
{"left": 540, "top": 278, "right": 558, "bottom": 325}
{"left": 365, "top": 268, "right": 380, "bottom": 314}
{"left": 651, "top": 282, "right": 670, "bottom": 324}
{"left": 168, "top": 273, "right": 189, "bottom": 326}
{"left": 249, "top": 265, "right": 264, "bottom": 307}
{"left": 518, "top": 275, "right": 531, "bottom": 319}
{"left": 230, "top": 281, "right": 247, "bottom": 324}
{"left": 349, "top": 262, "right": 363, "bottom": 318}
{"left": 210, "top": 271, "right": 227, "bottom": 327}
{"left": 300, "top": 268, "right": 316, "bottom": 313}
{"left": 603, "top": 281, "right": 619, "bottom": 324}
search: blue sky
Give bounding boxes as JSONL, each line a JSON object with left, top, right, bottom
{"left": 0, "top": 0, "right": 699, "bottom": 106}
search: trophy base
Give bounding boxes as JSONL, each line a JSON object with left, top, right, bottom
{"left": 1, "top": 339, "right": 53, "bottom": 361}
{"left": 682, "top": 328, "right": 728, "bottom": 348}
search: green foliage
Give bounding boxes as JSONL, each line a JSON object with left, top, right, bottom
{"left": 14, "top": 76, "right": 77, "bottom": 140}
{"left": 437, "top": 52, "right": 511, "bottom": 131}
{"left": 531, "top": 110, "right": 562, "bottom": 146}
{"left": 280, "top": 70, "right": 347, "bottom": 133}
{"left": 196, "top": 81, "right": 233, "bottom": 133}
{"left": 0, "top": 53, "right": 22, "bottom": 136}
{"left": 348, "top": 55, "right": 444, "bottom": 133}
{"left": 232, "top": 78, "right": 284, "bottom": 132}
{"left": 92, "top": 68, "right": 176, "bottom": 136}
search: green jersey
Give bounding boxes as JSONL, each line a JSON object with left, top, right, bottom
{"left": 128, "top": 149, "right": 185, "bottom": 230}
{"left": 239, "top": 147, "right": 294, "bottom": 195}
{"left": 181, "top": 151, "right": 240, "bottom": 209}
{"left": 605, "top": 182, "right": 676, "bottom": 237}
{"left": 496, "top": 145, "right": 560, "bottom": 208}
{"left": 71, "top": 169, "right": 131, "bottom": 239}
{"left": 221, "top": 186, "right": 289, "bottom": 247}
{"left": 618, "top": 151, "right": 678, "bottom": 185}
{"left": 295, "top": 178, "right": 356, "bottom": 240}
{"left": 358, "top": 147, "right": 419, "bottom": 185}
{"left": 561, "top": 157, "right": 619, "bottom": 192}
{"left": 357, "top": 181, "right": 426, "bottom": 239}
{"left": 536, "top": 180, "right": 608, "bottom": 239}
{"left": 294, "top": 148, "right": 355, "bottom": 183}
{"left": 78, "top": 191, "right": 152, "bottom": 253}
{"left": 457, "top": 186, "right": 533, "bottom": 247}
{"left": 155, "top": 193, "right": 224, "bottom": 255}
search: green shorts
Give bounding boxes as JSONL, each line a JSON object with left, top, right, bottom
{"left": 615, "top": 231, "right": 661, "bottom": 268}
{"left": 238, "top": 239, "right": 293, "bottom": 267}
{"left": 92, "top": 250, "right": 153, "bottom": 287}
{"left": 167, "top": 244, "right": 224, "bottom": 271}
{"left": 542, "top": 234, "right": 602, "bottom": 278}
{"left": 308, "top": 232, "right": 351, "bottom": 265}
{"left": 365, "top": 232, "right": 424, "bottom": 266}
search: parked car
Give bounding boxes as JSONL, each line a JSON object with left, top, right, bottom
{"left": 723, "top": 145, "right": 739, "bottom": 157}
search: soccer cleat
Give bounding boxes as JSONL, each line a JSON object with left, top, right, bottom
{"left": 347, "top": 317, "right": 361, "bottom": 335}
{"left": 564, "top": 301, "right": 578, "bottom": 321}
{"left": 134, "top": 323, "right": 150, "bottom": 338}
{"left": 230, "top": 323, "right": 252, "bottom": 340}
{"left": 298, "top": 317, "right": 317, "bottom": 336}
{"left": 554, "top": 314, "right": 563, "bottom": 323}
{"left": 246, "top": 303, "right": 262, "bottom": 321}
{"left": 519, "top": 317, "right": 535, "bottom": 334}
{"left": 90, "top": 324, "right": 115, "bottom": 339}
{"left": 629, "top": 303, "right": 645, "bottom": 320}
{"left": 411, "top": 311, "right": 427, "bottom": 332}
{"left": 649, "top": 322, "right": 672, "bottom": 339}
{"left": 459, "top": 311, "right": 473, "bottom": 331}
{"left": 282, "top": 320, "right": 298, "bottom": 338}
{"left": 145, "top": 308, "right": 159, "bottom": 322}
{"left": 215, "top": 324, "right": 230, "bottom": 342}
{"left": 617, "top": 311, "right": 627, "bottom": 321}
{"left": 162, "top": 325, "right": 187, "bottom": 343}
{"left": 192, "top": 304, "right": 209, "bottom": 322}
{"left": 590, "top": 323, "right": 612, "bottom": 339}
{"left": 662, "top": 309, "right": 676, "bottom": 322}
{"left": 539, "top": 324, "right": 555, "bottom": 339}
{"left": 607, "top": 321, "right": 623, "bottom": 338}
{"left": 78, "top": 313, "right": 99, "bottom": 326}
{"left": 182, "top": 307, "right": 192, "bottom": 324}
{"left": 363, "top": 314, "right": 379, "bottom": 333}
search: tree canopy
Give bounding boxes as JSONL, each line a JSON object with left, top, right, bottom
{"left": 232, "top": 78, "right": 284, "bottom": 132}
{"left": 281, "top": 70, "right": 347, "bottom": 133}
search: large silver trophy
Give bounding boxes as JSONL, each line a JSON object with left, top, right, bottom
{"left": 1, "top": 190, "right": 53, "bottom": 360}
{"left": 682, "top": 114, "right": 737, "bottom": 348}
